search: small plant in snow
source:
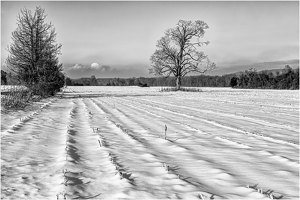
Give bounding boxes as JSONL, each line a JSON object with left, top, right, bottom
{"left": 56, "top": 192, "right": 67, "bottom": 200}
{"left": 92, "top": 127, "right": 99, "bottom": 133}
{"left": 162, "top": 162, "right": 169, "bottom": 171}
{"left": 247, "top": 184, "right": 283, "bottom": 199}
{"left": 98, "top": 138, "right": 103, "bottom": 147}
{"left": 165, "top": 125, "right": 167, "bottom": 140}
{"left": 198, "top": 193, "right": 205, "bottom": 199}
{"left": 198, "top": 193, "right": 215, "bottom": 200}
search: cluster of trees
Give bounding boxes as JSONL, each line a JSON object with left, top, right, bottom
{"left": 231, "top": 66, "right": 299, "bottom": 89}
{"left": 5, "top": 6, "right": 64, "bottom": 97}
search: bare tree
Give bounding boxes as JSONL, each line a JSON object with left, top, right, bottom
{"left": 150, "top": 20, "right": 216, "bottom": 90}
{"left": 7, "top": 6, "right": 64, "bottom": 96}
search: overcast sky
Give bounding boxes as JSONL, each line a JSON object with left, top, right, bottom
{"left": 1, "top": 1, "right": 299, "bottom": 78}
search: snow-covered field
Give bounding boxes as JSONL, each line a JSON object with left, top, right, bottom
{"left": 1, "top": 86, "right": 299, "bottom": 199}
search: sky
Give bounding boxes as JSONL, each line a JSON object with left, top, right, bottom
{"left": 1, "top": 1, "right": 299, "bottom": 78}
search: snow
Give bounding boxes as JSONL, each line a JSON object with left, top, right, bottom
{"left": 1, "top": 86, "right": 299, "bottom": 199}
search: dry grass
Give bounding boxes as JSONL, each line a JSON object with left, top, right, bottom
{"left": 159, "top": 87, "right": 203, "bottom": 92}
{"left": 1, "top": 86, "right": 32, "bottom": 109}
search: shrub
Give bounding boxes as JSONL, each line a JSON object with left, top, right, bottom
{"left": 1, "top": 86, "right": 32, "bottom": 109}
{"left": 159, "top": 87, "right": 202, "bottom": 92}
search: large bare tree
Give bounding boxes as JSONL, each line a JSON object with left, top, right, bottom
{"left": 150, "top": 20, "right": 215, "bottom": 89}
{"left": 7, "top": 6, "right": 64, "bottom": 96}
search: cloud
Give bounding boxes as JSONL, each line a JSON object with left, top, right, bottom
{"left": 91, "top": 62, "right": 100, "bottom": 69}
{"left": 68, "top": 63, "right": 112, "bottom": 73}
{"left": 70, "top": 63, "right": 103, "bottom": 70}
{"left": 90, "top": 63, "right": 112, "bottom": 72}
{"left": 72, "top": 64, "right": 84, "bottom": 69}
{"left": 64, "top": 63, "right": 150, "bottom": 78}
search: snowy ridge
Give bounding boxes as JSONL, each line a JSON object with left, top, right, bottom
{"left": 1, "top": 99, "right": 56, "bottom": 137}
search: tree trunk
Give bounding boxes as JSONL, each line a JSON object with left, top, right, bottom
{"left": 176, "top": 76, "right": 181, "bottom": 90}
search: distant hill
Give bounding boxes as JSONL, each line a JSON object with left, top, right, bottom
{"left": 224, "top": 66, "right": 299, "bottom": 77}
{"left": 209, "top": 59, "right": 299, "bottom": 76}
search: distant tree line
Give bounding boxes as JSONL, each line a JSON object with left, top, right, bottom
{"left": 64, "top": 66, "right": 298, "bottom": 90}
{"left": 67, "top": 74, "right": 237, "bottom": 87}
{"left": 232, "top": 65, "right": 299, "bottom": 89}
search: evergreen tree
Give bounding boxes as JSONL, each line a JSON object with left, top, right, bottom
{"left": 7, "top": 6, "right": 64, "bottom": 96}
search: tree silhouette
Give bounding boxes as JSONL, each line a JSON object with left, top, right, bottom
{"left": 150, "top": 20, "right": 215, "bottom": 90}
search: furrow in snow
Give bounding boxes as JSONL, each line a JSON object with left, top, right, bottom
{"left": 87, "top": 98, "right": 221, "bottom": 199}
{"left": 104, "top": 96, "right": 299, "bottom": 168}
{"left": 132, "top": 97, "right": 299, "bottom": 133}
{"left": 120, "top": 97, "right": 299, "bottom": 149}
{"left": 96, "top": 96, "right": 298, "bottom": 198}
{"left": 61, "top": 98, "right": 131, "bottom": 199}
{"left": 91, "top": 98, "right": 281, "bottom": 199}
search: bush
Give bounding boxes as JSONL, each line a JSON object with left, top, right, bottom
{"left": 138, "top": 83, "right": 149, "bottom": 87}
{"left": 30, "top": 72, "right": 65, "bottom": 97}
{"left": 1, "top": 86, "right": 32, "bottom": 109}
